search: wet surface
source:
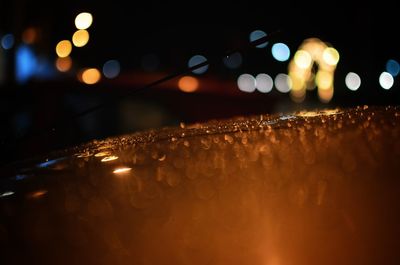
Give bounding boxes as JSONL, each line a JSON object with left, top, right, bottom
{"left": 1, "top": 105, "right": 400, "bottom": 264}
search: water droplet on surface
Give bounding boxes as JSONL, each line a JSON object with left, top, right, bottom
{"left": 101, "top": 155, "right": 119, "bottom": 162}
{"left": 224, "top": 134, "right": 234, "bottom": 144}
{"left": 94, "top": 151, "right": 111, "bottom": 157}
{"left": 200, "top": 139, "right": 211, "bottom": 149}
{"left": 158, "top": 154, "right": 167, "bottom": 161}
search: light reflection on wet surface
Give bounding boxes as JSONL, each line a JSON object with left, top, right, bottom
{"left": 0, "top": 106, "right": 399, "bottom": 265}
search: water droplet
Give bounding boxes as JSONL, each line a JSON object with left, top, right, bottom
{"left": 158, "top": 154, "right": 166, "bottom": 161}
{"left": 77, "top": 152, "right": 91, "bottom": 158}
{"left": 200, "top": 139, "right": 211, "bottom": 149}
{"left": 94, "top": 151, "right": 111, "bottom": 157}
{"left": 224, "top": 134, "right": 234, "bottom": 144}
{"left": 101, "top": 155, "right": 119, "bottom": 162}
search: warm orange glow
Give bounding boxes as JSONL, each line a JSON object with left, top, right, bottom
{"left": 80, "top": 68, "right": 101, "bottom": 85}
{"left": 178, "top": 76, "right": 199, "bottom": 92}
{"left": 22, "top": 27, "right": 38, "bottom": 44}
{"left": 113, "top": 167, "right": 132, "bottom": 174}
{"left": 72, "top": 29, "right": 89, "bottom": 47}
{"left": 55, "top": 56, "right": 72, "bottom": 72}
{"left": 101, "top": 155, "right": 119, "bottom": 162}
{"left": 27, "top": 189, "right": 48, "bottom": 199}
{"left": 56, "top": 40, "right": 72, "bottom": 58}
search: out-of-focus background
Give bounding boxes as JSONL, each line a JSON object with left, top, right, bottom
{"left": 0, "top": 1, "right": 399, "bottom": 165}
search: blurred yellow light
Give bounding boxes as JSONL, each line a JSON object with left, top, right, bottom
{"left": 55, "top": 56, "right": 72, "bottom": 72}
{"left": 294, "top": 50, "right": 312, "bottom": 69}
{"left": 290, "top": 89, "right": 306, "bottom": 103}
{"left": 288, "top": 38, "right": 338, "bottom": 103}
{"left": 318, "top": 87, "right": 334, "bottom": 103}
{"left": 81, "top": 68, "right": 101, "bottom": 85}
{"left": 178, "top": 76, "right": 199, "bottom": 92}
{"left": 75, "top": 12, "right": 93, "bottom": 30}
{"left": 322, "top": 47, "right": 340, "bottom": 66}
{"left": 301, "top": 38, "right": 326, "bottom": 59}
{"left": 315, "top": 70, "right": 333, "bottom": 90}
{"left": 72, "top": 29, "right": 89, "bottom": 47}
{"left": 55, "top": 40, "right": 72, "bottom": 58}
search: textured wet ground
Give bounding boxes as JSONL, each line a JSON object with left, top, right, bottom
{"left": 1, "top": 105, "right": 400, "bottom": 265}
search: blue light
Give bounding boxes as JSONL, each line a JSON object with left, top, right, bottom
{"left": 15, "top": 174, "right": 28, "bottom": 181}
{"left": 35, "top": 57, "right": 56, "bottom": 79}
{"left": 14, "top": 112, "right": 31, "bottom": 133}
{"left": 103, "top": 60, "right": 121, "bottom": 78}
{"left": 1, "top": 34, "right": 14, "bottom": 50}
{"left": 271, "top": 43, "right": 290, "bottom": 62}
{"left": 249, "top": 30, "right": 268, "bottom": 48}
{"left": 188, "top": 55, "right": 208, "bottom": 74}
{"left": 386, "top": 59, "right": 400, "bottom": 77}
{"left": 15, "top": 45, "right": 37, "bottom": 84}
{"left": 37, "top": 157, "right": 66, "bottom": 168}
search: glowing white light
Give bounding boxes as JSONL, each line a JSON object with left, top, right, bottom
{"left": 249, "top": 30, "right": 268, "bottom": 48}
{"left": 271, "top": 43, "right": 290, "bottom": 62}
{"left": 237, "top": 74, "right": 256, "bottom": 93}
{"left": 345, "top": 72, "right": 361, "bottom": 91}
{"left": 322, "top": 47, "right": 340, "bottom": 65}
{"left": 294, "top": 50, "right": 312, "bottom": 69}
{"left": 255, "top": 73, "right": 273, "bottom": 93}
{"left": 103, "top": 60, "right": 120, "bottom": 79}
{"left": 188, "top": 55, "right": 208, "bottom": 74}
{"left": 223, "top": 52, "right": 242, "bottom": 69}
{"left": 0, "top": 191, "right": 14, "bottom": 198}
{"left": 75, "top": 12, "right": 93, "bottom": 30}
{"left": 274, "top": 73, "right": 292, "bottom": 93}
{"left": 379, "top": 72, "right": 394, "bottom": 90}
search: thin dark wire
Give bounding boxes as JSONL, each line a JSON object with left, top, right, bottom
{"left": 72, "top": 31, "right": 280, "bottom": 121}
{"left": 8, "top": 30, "right": 280, "bottom": 149}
